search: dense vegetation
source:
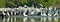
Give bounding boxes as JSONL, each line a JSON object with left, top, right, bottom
{"left": 0, "top": 0, "right": 60, "bottom": 8}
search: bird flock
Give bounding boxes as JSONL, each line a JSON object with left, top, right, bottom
{"left": 0, "top": 6, "right": 59, "bottom": 16}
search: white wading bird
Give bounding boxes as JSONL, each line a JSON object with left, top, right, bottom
{"left": 23, "top": 8, "right": 28, "bottom": 16}
{"left": 2, "top": 11, "right": 6, "bottom": 16}
{"left": 41, "top": 8, "right": 46, "bottom": 16}
{"left": 53, "top": 7, "right": 59, "bottom": 16}
{"left": 53, "top": 10, "right": 59, "bottom": 16}
{"left": 7, "top": 11, "right": 10, "bottom": 16}
{"left": 48, "top": 6, "right": 52, "bottom": 16}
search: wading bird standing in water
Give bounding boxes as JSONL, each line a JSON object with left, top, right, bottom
{"left": 53, "top": 7, "right": 59, "bottom": 16}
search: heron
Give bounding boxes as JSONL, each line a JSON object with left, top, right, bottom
{"left": 53, "top": 10, "right": 59, "bottom": 16}
{"left": 2, "top": 11, "right": 6, "bottom": 16}
{"left": 7, "top": 11, "right": 10, "bottom": 16}
{"left": 48, "top": 6, "right": 53, "bottom": 16}
{"left": 53, "top": 7, "right": 59, "bottom": 16}
{"left": 41, "top": 8, "right": 47, "bottom": 16}
{"left": 23, "top": 8, "right": 28, "bottom": 16}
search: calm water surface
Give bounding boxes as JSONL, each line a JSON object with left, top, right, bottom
{"left": 0, "top": 16, "right": 60, "bottom": 22}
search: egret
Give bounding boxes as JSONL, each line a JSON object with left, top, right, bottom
{"left": 23, "top": 8, "right": 28, "bottom": 16}
{"left": 53, "top": 7, "right": 59, "bottom": 16}
{"left": 48, "top": 6, "right": 53, "bottom": 16}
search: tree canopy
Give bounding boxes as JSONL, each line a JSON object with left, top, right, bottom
{"left": 0, "top": 0, "right": 6, "bottom": 8}
{"left": 0, "top": 0, "right": 60, "bottom": 8}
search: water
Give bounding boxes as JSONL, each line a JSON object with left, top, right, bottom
{"left": 0, "top": 16, "right": 60, "bottom": 22}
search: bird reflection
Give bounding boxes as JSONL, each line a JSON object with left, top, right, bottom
{"left": 23, "top": 17, "right": 35, "bottom": 22}
{"left": 48, "top": 17, "right": 52, "bottom": 22}
{"left": 0, "top": 16, "right": 59, "bottom": 22}
{"left": 53, "top": 17, "right": 58, "bottom": 22}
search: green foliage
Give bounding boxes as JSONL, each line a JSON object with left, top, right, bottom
{"left": 41, "top": 0, "right": 58, "bottom": 8}
{"left": 0, "top": 0, "right": 6, "bottom": 8}
{"left": 0, "top": 0, "right": 59, "bottom": 8}
{"left": 54, "top": 0, "right": 60, "bottom": 5}
{"left": 21, "top": 0, "right": 29, "bottom": 5}
{"left": 7, "top": 1, "right": 15, "bottom": 6}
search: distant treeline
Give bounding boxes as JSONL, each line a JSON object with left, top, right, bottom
{"left": 0, "top": 0, "right": 60, "bottom": 8}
